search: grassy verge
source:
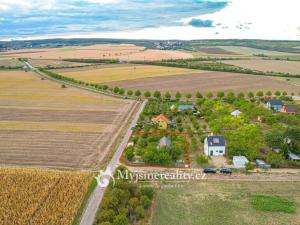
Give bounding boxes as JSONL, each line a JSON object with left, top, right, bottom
{"left": 251, "top": 195, "right": 295, "bottom": 213}
{"left": 72, "top": 177, "right": 98, "bottom": 225}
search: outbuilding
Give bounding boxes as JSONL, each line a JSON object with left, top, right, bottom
{"left": 233, "top": 156, "right": 249, "bottom": 168}
{"left": 231, "top": 110, "right": 242, "bottom": 117}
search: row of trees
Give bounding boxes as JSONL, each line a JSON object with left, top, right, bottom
{"left": 39, "top": 68, "right": 298, "bottom": 101}
{"left": 134, "top": 59, "right": 300, "bottom": 78}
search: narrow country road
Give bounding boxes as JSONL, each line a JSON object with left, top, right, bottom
{"left": 79, "top": 100, "right": 147, "bottom": 225}
{"left": 23, "top": 61, "right": 147, "bottom": 225}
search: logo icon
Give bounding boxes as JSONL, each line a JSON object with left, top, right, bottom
{"left": 95, "top": 167, "right": 115, "bottom": 188}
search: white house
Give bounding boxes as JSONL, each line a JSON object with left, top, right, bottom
{"left": 231, "top": 110, "right": 242, "bottom": 117}
{"left": 204, "top": 136, "right": 226, "bottom": 156}
{"left": 233, "top": 156, "right": 249, "bottom": 168}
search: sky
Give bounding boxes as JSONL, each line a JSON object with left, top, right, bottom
{"left": 0, "top": 0, "right": 299, "bottom": 41}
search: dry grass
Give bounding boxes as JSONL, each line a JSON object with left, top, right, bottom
{"left": 0, "top": 168, "right": 92, "bottom": 225}
{"left": 0, "top": 44, "right": 193, "bottom": 61}
{"left": 57, "top": 64, "right": 204, "bottom": 83}
{"left": 0, "top": 70, "right": 136, "bottom": 168}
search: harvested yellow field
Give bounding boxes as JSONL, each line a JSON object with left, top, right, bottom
{"left": 0, "top": 121, "right": 112, "bottom": 132}
{"left": 0, "top": 70, "right": 125, "bottom": 109}
{"left": 57, "top": 64, "right": 204, "bottom": 83}
{"left": 0, "top": 44, "right": 193, "bottom": 61}
{"left": 0, "top": 168, "right": 93, "bottom": 225}
{"left": 0, "top": 70, "right": 137, "bottom": 168}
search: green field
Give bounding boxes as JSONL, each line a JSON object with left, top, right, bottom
{"left": 152, "top": 181, "right": 300, "bottom": 225}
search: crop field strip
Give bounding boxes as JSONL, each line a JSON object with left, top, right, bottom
{"left": 0, "top": 70, "right": 136, "bottom": 169}
{"left": 0, "top": 168, "right": 93, "bottom": 225}
{"left": 104, "top": 71, "right": 300, "bottom": 94}
{"left": 221, "top": 59, "right": 300, "bottom": 75}
{"left": 0, "top": 44, "right": 193, "bottom": 61}
{"left": 56, "top": 64, "right": 205, "bottom": 83}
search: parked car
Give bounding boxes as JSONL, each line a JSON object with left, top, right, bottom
{"left": 220, "top": 167, "right": 232, "bottom": 174}
{"left": 203, "top": 167, "right": 217, "bottom": 173}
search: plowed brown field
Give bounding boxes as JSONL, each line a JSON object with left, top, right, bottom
{"left": 0, "top": 70, "right": 137, "bottom": 169}
{"left": 104, "top": 71, "right": 300, "bottom": 94}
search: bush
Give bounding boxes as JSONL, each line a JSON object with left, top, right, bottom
{"left": 98, "top": 209, "right": 115, "bottom": 223}
{"left": 196, "top": 155, "right": 208, "bottom": 165}
{"left": 135, "top": 206, "right": 145, "bottom": 219}
{"left": 112, "top": 214, "right": 129, "bottom": 225}
{"left": 266, "top": 152, "right": 285, "bottom": 168}
{"left": 125, "top": 147, "right": 134, "bottom": 161}
{"left": 141, "top": 187, "right": 154, "bottom": 200}
{"left": 140, "top": 195, "right": 151, "bottom": 209}
{"left": 245, "top": 162, "right": 255, "bottom": 171}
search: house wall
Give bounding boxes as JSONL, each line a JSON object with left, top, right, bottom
{"left": 204, "top": 139, "right": 225, "bottom": 156}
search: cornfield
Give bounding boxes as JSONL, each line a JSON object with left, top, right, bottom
{"left": 0, "top": 168, "right": 93, "bottom": 225}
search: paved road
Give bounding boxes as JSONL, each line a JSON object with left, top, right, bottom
{"left": 79, "top": 99, "right": 147, "bottom": 225}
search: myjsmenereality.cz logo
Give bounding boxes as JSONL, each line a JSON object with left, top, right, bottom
{"left": 95, "top": 168, "right": 206, "bottom": 187}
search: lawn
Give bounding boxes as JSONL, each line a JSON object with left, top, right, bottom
{"left": 58, "top": 65, "right": 204, "bottom": 83}
{"left": 152, "top": 181, "right": 300, "bottom": 225}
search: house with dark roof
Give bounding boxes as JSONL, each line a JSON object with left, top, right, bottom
{"left": 266, "top": 100, "right": 283, "bottom": 112}
{"left": 157, "top": 136, "right": 172, "bottom": 149}
{"left": 204, "top": 136, "right": 226, "bottom": 156}
{"left": 280, "top": 105, "right": 297, "bottom": 115}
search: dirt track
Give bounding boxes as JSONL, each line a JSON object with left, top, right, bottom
{"left": 104, "top": 71, "right": 300, "bottom": 94}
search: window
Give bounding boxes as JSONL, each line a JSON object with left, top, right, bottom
{"left": 219, "top": 151, "right": 223, "bottom": 154}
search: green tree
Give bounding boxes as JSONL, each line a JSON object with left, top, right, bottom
{"left": 140, "top": 195, "right": 151, "bottom": 209}
{"left": 227, "top": 124, "right": 263, "bottom": 160}
{"left": 103, "top": 85, "right": 109, "bottom": 90}
{"left": 112, "top": 214, "right": 128, "bottom": 225}
{"left": 135, "top": 90, "right": 141, "bottom": 97}
{"left": 135, "top": 206, "right": 145, "bottom": 219}
{"left": 144, "top": 90, "right": 151, "bottom": 98}
{"left": 165, "top": 91, "right": 171, "bottom": 100}
{"left": 275, "top": 91, "right": 281, "bottom": 96}
{"left": 206, "top": 92, "right": 213, "bottom": 99}
{"left": 98, "top": 209, "right": 115, "bottom": 223}
{"left": 256, "top": 91, "right": 264, "bottom": 97}
{"left": 127, "top": 90, "right": 133, "bottom": 96}
{"left": 186, "top": 93, "right": 192, "bottom": 100}
{"left": 175, "top": 91, "right": 181, "bottom": 101}
{"left": 195, "top": 91, "right": 203, "bottom": 99}
{"left": 154, "top": 91, "right": 161, "bottom": 99}
{"left": 237, "top": 92, "right": 245, "bottom": 98}
{"left": 282, "top": 91, "right": 288, "bottom": 96}
{"left": 217, "top": 91, "right": 225, "bottom": 99}
{"left": 113, "top": 86, "right": 120, "bottom": 94}
{"left": 248, "top": 91, "right": 254, "bottom": 99}
{"left": 119, "top": 88, "right": 125, "bottom": 95}
{"left": 266, "top": 91, "right": 272, "bottom": 96}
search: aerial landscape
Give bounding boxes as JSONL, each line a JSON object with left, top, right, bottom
{"left": 0, "top": 0, "right": 300, "bottom": 225}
